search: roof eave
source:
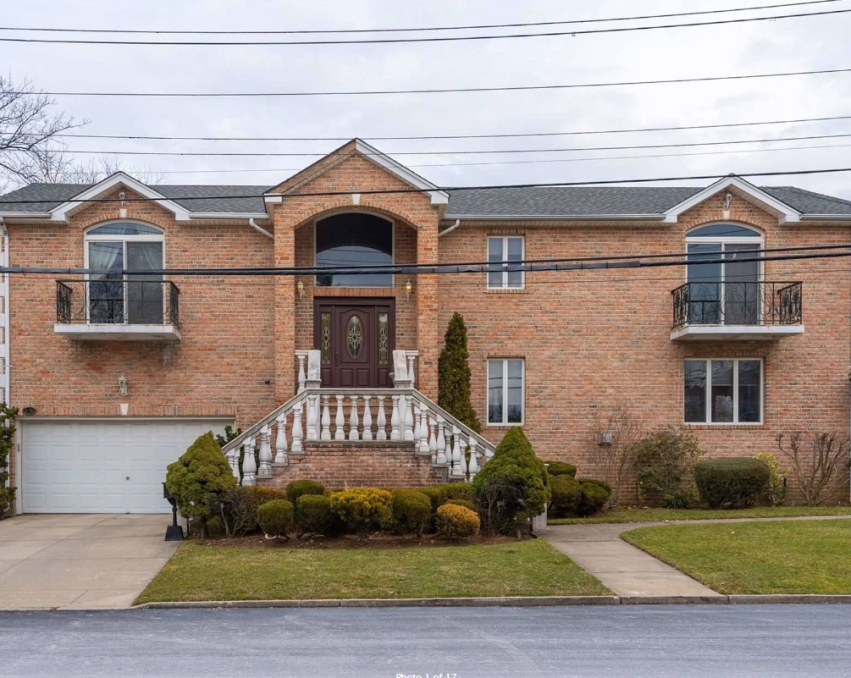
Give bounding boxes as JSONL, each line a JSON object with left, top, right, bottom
{"left": 442, "top": 213, "right": 667, "bottom": 222}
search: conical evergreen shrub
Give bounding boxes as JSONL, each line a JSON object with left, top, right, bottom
{"left": 438, "top": 312, "right": 482, "bottom": 433}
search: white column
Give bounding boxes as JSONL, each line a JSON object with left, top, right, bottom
{"left": 226, "top": 447, "right": 239, "bottom": 479}
{"left": 291, "top": 402, "right": 304, "bottom": 454}
{"left": 306, "top": 394, "right": 319, "bottom": 442}
{"left": 457, "top": 438, "right": 468, "bottom": 479}
{"left": 376, "top": 397, "right": 387, "bottom": 441}
{"left": 349, "top": 396, "right": 360, "bottom": 441}
{"left": 450, "top": 426, "right": 462, "bottom": 477}
{"left": 321, "top": 395, "right": 332, "bottom": 441}
{"left": 436, "top": 415, "right": 447, "bottom": 465}
{"left": 417, "top": 405, "right": 430, "bottom": 455}
{"left": 468, "top": 438, "right": 479, "bottom": 479}
{"left": 274, "top": 412, "right": 288, "bottom": 465}
{"left": 242, "top": 436, "right": 257, "bottom": 487}
{"left": 428, "top": 415, "right": 437, "bottom": 463}
{"left": 296, "top": 353, "right": 307, "bottom": 393}
{"left": 258, "top": 425, "right": 272, "bottom": 477}
{"left": 335, "top": 395, "right": 345, "bottom": 441}
{"left": 403, "top": 395, "right": 415, "bottom": 441}
{"left": 390, "top": 395, "right": 401, "bottom": 441}
{"left": 407, "top": 353, "right": 416, "bottom": 389}
{"left": 362, "top": 396, "right": 373, "bottom": 441}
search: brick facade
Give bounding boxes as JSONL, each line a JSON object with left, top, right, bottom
{"left": 4, "top": 149, "right": 851, "bottom": 506}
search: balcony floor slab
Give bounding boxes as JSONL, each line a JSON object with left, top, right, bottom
{"left": 670, "top": 324, "right": 804, "bottom": 341}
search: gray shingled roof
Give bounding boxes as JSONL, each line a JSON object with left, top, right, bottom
{"left": 2, "top": 181, "right": 850, "bottom": 217}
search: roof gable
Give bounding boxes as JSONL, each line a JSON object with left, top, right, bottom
{"left": 663, "top": 176, "right": 801, "bottom": 224}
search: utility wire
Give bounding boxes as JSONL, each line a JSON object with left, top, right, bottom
{"left": 141, "top": 140, "right": 851, "bottom": 175}
{"left": 44, "top": 131, "right": 851, "bottom": 158}
{"left": 0, "top": 1, "right": 838, "bottom": 34}
{"left": 18, "top": 66, "right": 851, "bottom": 98}
{"left": 27, "top": 113, "right": 851, "bottom": 143}
{"left": 4, "top": 167, "right": 851, "bottom": 206}
{"left": 0, "top": 7, "right": 846, "bottom": 45}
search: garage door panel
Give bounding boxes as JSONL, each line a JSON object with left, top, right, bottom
{"left": 22, "top": 419, "right": 232, "bottom": 514}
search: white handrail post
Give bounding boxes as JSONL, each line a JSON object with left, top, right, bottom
{"left": 295, "top": 351, "right": 308, "bottom": 393}
{"left": 362, "top": 396, "right": 374, "bottom": 441}
{"left": 428, "top": 415, "right": 437, "bottom": 463}
{"left": 335, "top": 395, "right": 345, "bottom": 441}
{"left": 417, "top": 405, "right": 430, "bottom": 456}
{"left": 403, "top": 394, "right": 415, "bottom": 441}
{"left": 450, "top": 426, "right": 462, "bottom": 477}
{"left": 407, "top": 353, "right": 417, "bottom": 389}
{"left": 258, "top": 425, "right": 272, "bottom": 477}
{"left": 390, "top": 395, "right": 401, "bottom": 441}
{"left": 376, "top": 396, "right": 387, "bottom": 441}
{"left": 291, "top": 401, "right": 304, "bottom": 454}
{"left": 226, "top": 447, "right": 239, "bottom": 479}
{"left": 274, "top": 412, "right": 288, "bottom": 465}
{"left": 349, "top": 396, "right": 360, "bottom": 442}
{"left": 321, "top": 395, "right": 332, "bottom": 441}
{"left": 242, "top": 435, "right": 257, "bottom": 487}
{"left": 436, "top": 415, "right": 447, "bottom": 465}
{"left": 306, "top": 394, "right": 319, "bottom": 442}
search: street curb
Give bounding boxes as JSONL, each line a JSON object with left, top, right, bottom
{"left": 130, "top": 594, "right": 851, "bottom": 610}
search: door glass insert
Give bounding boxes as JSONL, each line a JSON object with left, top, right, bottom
{"left": 346, "top": 315, "right": 363, "bottom": 359}
{"left": 88, "top": 241, "right": 124, "bottom": 323}
{"left": 378, "top": 312, "right": 389, "bottom": 364}
{"left": 126, "top": 242, "right": 163, "bottom": 324}
{"left": 320, "top": 312, "right": 331, "bottom": 364}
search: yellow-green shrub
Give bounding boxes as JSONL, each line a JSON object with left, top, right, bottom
{"left": 390, "top": 489, "right": 432, "bottom": 535}
{"left": 436, "top": 503, "right": 480, "bottom": 539}
{"left": 330, "top": 488, "right": 392, "bottom": 536}
{"left": 257, "top": 499, "right": 294, "bottom": 538}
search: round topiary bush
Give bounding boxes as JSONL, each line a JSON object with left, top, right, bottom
{"left": 165, "top": 432, "right": 237, "bottom": 537}
{"left": 545, "top": 461, "right": 577, "bottom": 478}
{"left": 330, "top": 487, "right": 393, "bottom": 536}
{"left": 577, "top": 477, "right": 612, "bottom": 495}
{"left": 577, "top": 479, "right": 611, "bottom": 517}
{"left": 296, "top": 494, "right": 340, "bottom": 537}
{"left": 438, "top": 483, "right": 474, "bottom": 505}
{"left": 436, "top": 503, "right": 481, "bottom": 538}
{"left": 549, "top": 474, "right": 581, "bottom": 516}
{"left": 694, "top": 457, "right": 770, "bottom": 509}
{"left": 444, "top": 498, "right": 477, "bottom": 512}
{"left": 257, "top": 499, "right": 294, "bottom": 538}
{"left": 390, "top": 489, "right": 432, "bottom": 536}
{"left": 286, "top": 479, "right": 326, "bottom": 506}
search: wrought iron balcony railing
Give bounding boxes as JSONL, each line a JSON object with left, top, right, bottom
{"left": 672, "top": 281, "right": 802, "bottom": 330}
{"left": 56, "top": 279, "right": 180, "bottom": 327}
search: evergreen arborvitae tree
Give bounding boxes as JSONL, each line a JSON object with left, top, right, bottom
{"left": 438, "top": 312, "right": 482, "bottom": 433}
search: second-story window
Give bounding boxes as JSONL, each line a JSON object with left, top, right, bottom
{"left": 487, "top": 236, "right": 524, "bottom": 289}
{"left": 315, "top": 213, "right": 393, "bottom": 287}
{"left": 85, "top": 222, "right": 164, "bottom": 324}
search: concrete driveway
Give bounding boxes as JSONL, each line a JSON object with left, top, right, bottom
{"left": 0, "top": 514, "right": 178, "bottom": 610}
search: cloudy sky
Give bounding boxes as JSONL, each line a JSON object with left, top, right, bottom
{"left": 4, "top": 0, "right": 851, "bottom": 198}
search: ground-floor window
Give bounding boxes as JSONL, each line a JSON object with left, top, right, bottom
{"left": 488, "top": 358, "right": 524, "bottom": 425}
{"left": 684, "top": 359, "right": 762, "bottom": 424}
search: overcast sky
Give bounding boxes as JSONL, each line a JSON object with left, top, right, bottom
{"left": 4, "top": 0, "right": 851, "bottom": 198}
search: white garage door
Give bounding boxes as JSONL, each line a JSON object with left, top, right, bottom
{"left": 21, "top": 419, "right": 233, "bottom": 514}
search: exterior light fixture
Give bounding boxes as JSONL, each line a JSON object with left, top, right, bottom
{"left": 296, "top": 280, "right": 305, "bottom": 298}
{"left": 723, "top": 192, "right": 733, "bottom": 220}
{"left": 118, "top": 191, "right": 128, "bottom": 219}
{"left": 597, "top": 431, "right": 613, "bottom": 446}
{"left": 118, "top": 373, "right": 128, "bottom": 397}
{"left": 405, "top": 279, "right": 413, "bottom": 300}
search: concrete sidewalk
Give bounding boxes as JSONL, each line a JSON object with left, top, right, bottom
{"left": 0, "top": 514, "right": 178, "bottom": 610}
{"left": 545, "top": 514, "right": 851, "bottom": 598}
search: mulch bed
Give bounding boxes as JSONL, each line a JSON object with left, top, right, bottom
{"left": 194, "top": 532, "right": 525, "bottom": 550}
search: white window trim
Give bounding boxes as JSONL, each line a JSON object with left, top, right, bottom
{"left": 486, "top": 358, "right": 526, "bottom": 427}
{"left": 486, "top": 236, "right": 525, "bottom": 290}
{"left": 313, "top": 211, "right": 395, "bottom": 289}
{"left": 685, "top": 224, "right": 765, "bottom": 284}
{"left": 684, "top": 358, "right": 764, "bottom": 426}
{"left": 83, "top": 221, "right": 166, "bottom": 325}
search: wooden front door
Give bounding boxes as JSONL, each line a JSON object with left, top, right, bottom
{"left": 314, "top": 299, "right": 395, "bottom": 388}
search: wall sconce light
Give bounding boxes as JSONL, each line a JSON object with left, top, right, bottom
{"left": 296, "top": 280, "right": 305, "bottom": 298}
{"left": 118, "top": 191, "right": 127, "bottom": 219}
{"left": 597, "top": 431, "right": 613, "bottom": 446}
{"left": 118, "top": 373, "right": 128, "bottom": 397}
{"left": 722, "top": 192, "right": 733, "bottom": 220}
{"left": 405, "top": 279, "right": 413, "bottom": 300}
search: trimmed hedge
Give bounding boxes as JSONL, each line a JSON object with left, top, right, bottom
{"left": 694, "top": 457, "right": 770, "bottom": 509}
{"left": 438, "top": 483, "right": 474, "bottom": 504}
{"left": 577, "top": 480, "right": 610, "bottom": 517}
{"left": 330, "top": 488, "right": 393, "bottom": 536}
{"left": 286, "top": 480, "right": 326, "bottom": 505}
{"left": 296, "top": 494, "right": 341, "bottom": 537}
{"left": 444, "top": 498, "right": 477, "bottom": 512}
{"left": 257, "top": 500, "right": 294, "bottom": 538}
{"left": 390, "top": 489, "right": 432, "bottom": 536}
{"left": 436, "top": 503, "right": 480, "bottom": 538}
{"left": 545, "top": 461, "right": 577, "bottom": 478}
{"left": 549, "top": 475, "right": 581, "bottom": 516}
{"left": 577, "top": 477, "right": 612, "bottom": 495}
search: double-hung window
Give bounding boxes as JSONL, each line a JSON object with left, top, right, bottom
{"left": 488, "top": 359, "right": 525, "bottom": 425}
{"left": 684, "top": 359, "right": 762, "bottom": 424}
{"left": 487, "top": 236, "right": 524, "bottom": 289}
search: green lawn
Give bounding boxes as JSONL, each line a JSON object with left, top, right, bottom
{"left": 622, "top": 519, "right": 851, "bottom": 595}
{"left": 549, "top": 506, "right": 851, "bottom": 525}
{"left": 136, "top": 540, "right": 609, "bottom": 604}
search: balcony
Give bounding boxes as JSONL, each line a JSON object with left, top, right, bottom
{"left": 671, "top": 281, "right": 804, "bottom": 341}
{"left": 55, "top": 279, "right": 181, "bottom": 341}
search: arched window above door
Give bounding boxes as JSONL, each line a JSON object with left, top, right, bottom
{"left": 315, "top": 213, "right": 393, "bottom": 287}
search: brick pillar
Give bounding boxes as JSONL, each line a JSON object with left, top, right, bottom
{"left": 416, "top": 218, "right": 440, "bottom": 399}
{"left": 274, "top": 211, "right": 296, "bottom": 404}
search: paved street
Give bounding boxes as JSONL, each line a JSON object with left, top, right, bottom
{"left": 1, "top": 605, "right": 849, "bottom": 677}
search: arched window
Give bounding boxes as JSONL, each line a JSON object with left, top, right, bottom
{"left": 315, "top": 213, "right": 393, "bottom": 287}
{"left": 686, "top": 223, "right": 763, "bottom": 325}
{"left": 85, "top": 222, "right": 165, "bottom": 324}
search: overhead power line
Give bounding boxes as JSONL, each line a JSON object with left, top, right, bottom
{"left": 18, "top": 66, "right": 851, "bottom": 98}
{"left": 29, "top": 113, "right": 851, "bottom": 143}
{"left": 45, "top": 131, "right": 851, "bottom": 157}
{"left": 0, "top": 1, "right": 838, "bottom": 35}
{"left": 0, "top": 7, "right": 846, "bottom": 45}
{"left": 3, "top": 167, "right": 851, "bottom": 206}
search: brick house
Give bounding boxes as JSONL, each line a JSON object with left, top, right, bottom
{"left": 1, "top": 139, "right": 850, "bottom": 514}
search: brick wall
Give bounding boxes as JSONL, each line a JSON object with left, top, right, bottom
{"left": 259, "top": 442, "right": 448, "bottom": 489}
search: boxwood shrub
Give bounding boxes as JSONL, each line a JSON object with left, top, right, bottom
{"left": 549, "top": 474, "right": 581, "bottom": 516}
{"left": 436, "top": 503, "right": 480, "bottom": 538}
{"left": 576, "top": 478, "right": 611, "bottom": 517}
{"left": 330, "top": 487, "right": 393, "bottom": 536}
{"left": 296, "top": 494, "right": 341, "bottom": 537}
{"left": 694, "top": 457, "right": 770, "bottom": 509}
{"left": 257, "top": 499, "right": 294, "bottom": 538}
{"left": 545, "top": 461, "right": 577, "bottom": 478}
{"left": 286, "top": 479, "right": 326, "bottom": 505}
{"left": 390, "top": 489, "right": 432, "bottom": 535}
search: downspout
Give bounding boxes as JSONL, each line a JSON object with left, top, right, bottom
{"left": 0, "top": 219, "right": 11, "bottom": 512}
{"left": 438, "top": 219, "right": 461, "bottom": 238}
{"left": 249, "top": 218, "right": 274, "bottom": 240}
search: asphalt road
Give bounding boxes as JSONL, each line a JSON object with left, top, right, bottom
{"left": 1, "top": 605, "right": 849, "bottom": 677}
